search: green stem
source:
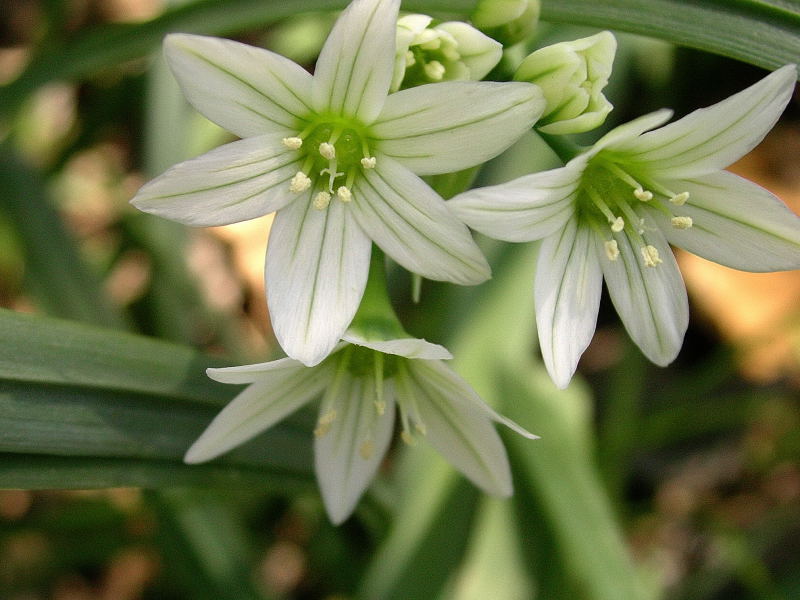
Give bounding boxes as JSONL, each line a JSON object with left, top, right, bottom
{"left": 537, "top": 131, "right": 584, "bottom": 163}
{"left": 349, "top": 247, "right": 408, "bottom": 340}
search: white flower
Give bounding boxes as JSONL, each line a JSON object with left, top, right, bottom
{"left": 450, "top": 65, "right": 800, "bottom": 388}
{"left": 130, "top": 0, "right": 544, "bottom": 367}
{"left": 184, "top": 332, "right": 537, "bottom": 524}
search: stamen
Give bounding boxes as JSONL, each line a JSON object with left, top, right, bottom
{"left": 359, "top": 440, "right": 375, "bottom": 459}
{"left": 641, "top": 245, "right": 662, "bottom": 267}
{"left": 289, "top": 171, "right": 311, "bottom": 193}
{"left": 611, "top": 216, "right": 625, "bottom": 233}
{"left": 314, "top": 410, "right": 337, "bottom": 438}
{"left": 282, "top": 136, "right": 303, "bottom": 150}
{"left": 373, "top": 352, "right": 384, "bottom": 408}
{"left": 424, "top": 60, "right": 445, "bottom": 81}
{"left": 604, "top": 240, "right": 620, "bottom": 261}
{"left": 405, "top": 50, "right": 416, "bottom": 67}
{"left": 360, "top": 156, "right": 376, "bottom": 169}
{"left": 670, "top": 192, "right": 690, "bottom": 206}
{"left": 585, "top": 186, "right": 619, "bottom": 225}
{"left": 313, "top": 191, "right": 331, "bottom": 210}
{"left": 319, "top": 142, "right": 336, "bottom": 160}
{"left": 401, "top": 430, "right": 416, "bottom": 445}
{"left": 442, "top": 45, "right": 460, "bottom": 61}
{"left": 420, "top": 37, "right": 441, "bottom": 51}
{"left": 634, "top": 188, "right": 653, "bottom": 201}
{"left": 374, "top": 400, "right": 386, "bottom": 416}
{"left": 337, "top": 186, "right": 352, "bottom": 202}
{"left": 671, "top": 216, "right": 693, "bottom": 229}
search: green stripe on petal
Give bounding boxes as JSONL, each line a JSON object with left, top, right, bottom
{"left": 651, "top": 171, "right": 800, "bottom": 272}
{"left": 372, "top": 81, "right": 545, "bottom": 175}
{"left": 613, "top": 64, "right": 797, "bottom": 178}
{"left": 351, "top": 156, "right": 490, "bottom": 285}
{"left": 449, "top": 158, "right": 585, "bottom": 242}
{"left": 311, "top": 0, "right": 399, "bottom": 123}
{"left": 535, "top": 218, "right": 603, "bottom": 389}
{"left": 266, "top": 196, "right": 372, "bottom": 367}
{"left": 598, "top": 224, "right": 688, "bottom": 366}
{"left": 164, "top": 34, "right": 313, "bottom": 138}
{"left": 184, "top": 362, "right": 332, "bottom": 464}
{"left": 399, "top": 360, "right": 513, "bottom": 497}
{"left": 130, "top": 134, "right": 300, "bottom": 226}
{"left": 315, "top": 374, "right": 395, "bottom": 524}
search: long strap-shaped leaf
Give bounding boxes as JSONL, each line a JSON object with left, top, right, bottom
{"left": 1, "top": 0, "right": 797, "bottom": 119}
{"left": 0, "top": 309, "right": 314, "bottom": 489}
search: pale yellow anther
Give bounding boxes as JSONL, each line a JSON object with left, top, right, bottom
{"left": 671, "top": 216, "right": 693, "bottom": 229}
{"left": 374, "top": 400, "right": 386, "bottom": 416}
{"left": 313, "top": 191, "right": 331, "bottom": 210}
{"left": 420, "top": 37, "right": 441, "bottom": 51}
{"left": 442, "top": 45, "right": 461, "bottom": 62}
{"left": 405, "top": 50, "right": 416, "bottom": 67}
{"left": 359, "top": 440, "right": 374, "bottom": 460}
{"left": 415, "top": 422, "right": 427, "bottom": 436}
{"left": 319, "top": 142, "right": 336, "bottom": 160}
{"left": 670, "top": 192, "right": 690, "bottom": 206}
{"left": 641, "top": 245, "right": 662, "bottom": 267}
{"left": 289, "top": 171, "right": 312, "bottom": 193}
{"left": 282, "top": 136, "right": 303, "bottom": 150}
{"left": 361, "top": 156, "right": 376, "bottom": 169}
{"left": 634, "top": 188, "right": 653, "bottom": 201}
{"left": 611, "top": 216, "right": 625, "bottom": 233}
{"left": 401, "top": 430, "right": 416, "bottom": 445}
{"left": 337, "top": 186, "right": 352, "bottom": 202}
{"left": 604, "top": 240, "right": 620, "bottom": 261}
{"left": 424, "top": 60, "right": 446, "bottom": 81}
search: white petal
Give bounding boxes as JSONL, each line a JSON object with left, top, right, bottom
{"left": 130, "top": 134, "right": 300, "bottom": 226}
{"left": 164, "top": 34, "right": 313, "bottom": 138}
{"left": 266, "top": 197, "right": 371, "bottom": 367}
{"left": 351, "top": 156, "right": 490, "bottom": 284}
{"left": 614, "top": 65, "right": 797, "bottom": 178}
{"left": 372, "top": 81, "right": 544, "bottom": 175}
{"left": 398, "top": 360, "right": 513, "bottom": 496}
{"left": 650, "top": 171, "right": 800, "bottom": 271}
{"left": 311, "top": 0, "right": 399, "bottom": 123}
{"left": 598, "top": 225, "right": 689, "bottom": 366}
{"left": 343, "top": 332, "right": 452, "bottom": 359}
{"left": 207, "top": 356, "right": 305, "bottom": 384}
{"left": 448, "top": 158, "right": 585, "bottom": 242}
{"left": 592, "top": 109, "right": 673, "bottom": 154}
{"left": 436, "top": 22, "right": 502, "bottom": 81}
{"left": 184, "top": 361, "right": 333, "bottom": 464}
{"left": 315, "top": 374, "right": 396, "bottom": 524}
{"left": 535, "top": 218, "right": 603, "bottom": 389}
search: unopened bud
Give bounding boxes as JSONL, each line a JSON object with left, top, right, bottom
{"left": 471, "top": 0, "right": 540, "bottom": 47}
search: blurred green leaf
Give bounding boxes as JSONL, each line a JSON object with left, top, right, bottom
{"left": 1, "top": 0, "right": 797, "bottom": 119}
{"left": 0, "top": 309, "right": 314, "bottom": 489}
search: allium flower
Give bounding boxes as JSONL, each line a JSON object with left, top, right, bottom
{"left": 130, "top": 0, "right": 544, "bottom": 367}
{"left": 184, "top": 332, "right": 537, "bottom": 524}
{"left": 450, "top": 65, "right": 800, "bottom": 388}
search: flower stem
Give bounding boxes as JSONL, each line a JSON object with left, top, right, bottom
{"left": 349, "top": 247, "right": 407, "bottom": 340}
{"left": 538, "top": 131, "right": 583, "bottom": 163}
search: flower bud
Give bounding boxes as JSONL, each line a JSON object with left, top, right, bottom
{"left": 391, "top": 14, "right": 502, "bottom": 91}
{"left": 471, "top": 0, "right": 539, "bottom": 47}
{"left": 515, "top": 31, "right": 616, "bottom": 135}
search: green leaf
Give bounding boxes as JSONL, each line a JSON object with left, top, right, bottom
{"left": 1, "top": 0, "right": 797, "bottom": 119}
{"left": 0, "top": 309, "right": 314, "bottom": 489}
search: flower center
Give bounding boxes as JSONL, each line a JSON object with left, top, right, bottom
{"left": 579, "top": 159, "right": 694, "bottom": 267}
{"left": 282, "top": 120, "right": 376, "bottom": 210}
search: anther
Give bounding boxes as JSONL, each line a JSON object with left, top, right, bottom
{"left": 289, "top": 171, "right": 312, "bottom": 193}
{"left": 641, "top": 245, "right": 662, "bottom": 267}
{"left": 634, "top": 188, "right": 653, "bottom": 201}
{"left": 282, "top": 136, "right": 303, "bottom": 150}
{"left": 604, "top": 240, "right": 620, "bottom": 261}
{"left": 359, "top": 440, "right": 374, "bottom": 459}
{"left": 313, "top": 191, "right": 331, "bottom": 210}
{"left": 313, "top": 409, "right": 337, "bottom": 437}
{"left": 405, "top": 50, "right": 416, "bottom": 67}
{"left": 611, "top": 216, "right": 625, "bottom": 233}
{"left": 671, "top": 216, "right": 693, "bottom": 229}
{"left": 401, "top": 430, "right": 416, "bottom": 445}
{"left": 337, "top": 186, "right": 352, "bottom": 202}
{"left": 319, "top": 142, "right": 336, "bottom": 160}
{"left": 374, "top": 400, "right": 386, "bottom": 416}
{"left": 670, "top": 192, "right": 690, "bottom": 206}
{"left": 424, "top": 60, "right": 445, "bottom": 81}
{"left": 360, "top": 156, "right": 376, "bottom": 169}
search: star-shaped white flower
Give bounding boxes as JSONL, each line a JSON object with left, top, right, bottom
{"left": 450, "top": 64, "right": 800, "bottom": 388}
{"left": 184, "top": 332, "right": 537, "bottom": 524}
{"left": 130, "top": 0, "right": 544, "bottom": 367}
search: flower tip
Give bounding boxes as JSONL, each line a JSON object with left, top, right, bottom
{"left": 183, "top": 444, "right": 210, "bottom": 465}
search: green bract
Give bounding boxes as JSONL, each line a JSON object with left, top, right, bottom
{"left": 451, "top": 65, "right": 800, "bottom": 388}
{"left": 515, "top": 31, "right": 616, "bottom": 135}
{"left": 130, "top": 0, "right": 545, "bottom": 367}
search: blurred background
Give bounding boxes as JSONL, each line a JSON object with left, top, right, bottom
{"left": 1, "top": 1, "right": 799, "bottom": 599}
